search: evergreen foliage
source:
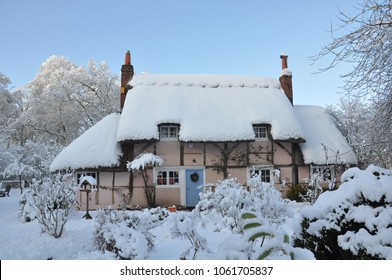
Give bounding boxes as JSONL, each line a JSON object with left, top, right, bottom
{"left": 294, "top": 165, "right": 392, "bottom": 259}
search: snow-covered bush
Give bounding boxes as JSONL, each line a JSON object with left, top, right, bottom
{"left": 127, "top": 153, "right": 163, "bottom": 207}
{"left": 169, "top": 211, "right": 209, "bottom": 260}
{"left": 294, "top": 165, "right": 392, "bottom": 259}
{"left": 30, "top": 173, "right": 77, "bottom": 238}
{"left": 93, "top": 207, "right": 164, "bottom": 259}
{"left": 18, "top": 189, "right": 36, "bottom": 222}
{"left": 195, "top": 178, "right": 251, "bottom": 232}
{"left": 286, "top": 169, "right": 332, "bottom": 203}
{"left": 285, "top": 184, "right": 308, "bottom": 202}
{"left": 242, "top": 212, "right": 314, "bottom": 260}
{"left": 195, "top": 176, "right": 295, "bottom": 232}
{"left": 248, "top": 174, "right": 296, "bottom": 224}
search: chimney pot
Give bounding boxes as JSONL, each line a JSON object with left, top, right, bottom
{"left": 280, "top": 53, "right": 288, "bottom": 70}
{"left": 125, "top": 50, "right": 131, "bottom": 65}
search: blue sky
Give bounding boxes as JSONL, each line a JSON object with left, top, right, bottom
{"left": 0, "top": 0, "right": 356, "bottom": 106}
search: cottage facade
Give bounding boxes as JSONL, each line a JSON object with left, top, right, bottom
{"left": 50, "top": 52, "right": 357, "bottom": 209}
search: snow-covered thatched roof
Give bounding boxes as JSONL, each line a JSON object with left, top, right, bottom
{"left": 294, "top": 105, "right": 357, "bottom": 165}
{"left": 117, "top": 74, "right": 305, "bottom": 142}
{"left": 49, "top": 113, "right": 122, "bottom": 172}
{"left": 50, "top": 74, "right": 357, "bottom": 171}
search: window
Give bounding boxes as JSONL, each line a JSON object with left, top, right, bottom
{"left": 157, "top": 170, "right": 179, "bottom": 186}
{"left": 159, "top": 125, "right": 179, "bottom": 140}
{"left": 249, "top": 167, "right": 272, "bottom": 183}
{"left": 253, "top": 125, "right": 268, "bottom": 140}
{"left": 76, "top": 172, "right": 97, "bottom": 184}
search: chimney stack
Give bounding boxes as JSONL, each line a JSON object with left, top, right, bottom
{"left": 279, "top": 54, "right": 293, "bottom": 105}
{"left": 125, "top": 50, "right": 131, "bottom": 65}
{"left": 281, "top": 54, "right": 288, "bottom": 69}
{"left": 120, "top": 50, "right": 134, "bottom": 111}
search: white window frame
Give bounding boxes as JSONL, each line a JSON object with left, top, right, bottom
{"left": 248, "top": 166, "right": 274, "bottom": 183}
{"left": 253, "top": 125, "right": 268, "bottom": 141}
{"left": 159, "top": 125, "right": 179, "bottom": 140}
{"left": 155, "top": 169, "right": 180, "bottom": 187}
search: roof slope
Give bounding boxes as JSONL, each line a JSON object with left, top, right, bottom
{"left": 294, "top": 105, "right": 357, "bottom": 165}
{"left": 49, "top": 75, "right": 357, "bottom": 171}
{"left": 50, "top": 113, "right": 122, "bottom": 171}
{"left": 117, "top": 74, "right": 305, "bottom": 142}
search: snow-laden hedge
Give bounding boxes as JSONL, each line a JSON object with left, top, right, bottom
{"left": 191, "top": 176, "right": 316, "bottom": 259}
{"left": 294, "top": 165, "right": 392, "bottom": 259}
{"left": 195, "top": 176, "right": 296, "bottom": 233}
{"left": 93, "top": 207, "right": 165, "bottom": 259}
{"left": 91, "top": 176, "right": 315, "bottom": 260}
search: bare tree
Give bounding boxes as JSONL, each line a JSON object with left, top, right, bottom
{"left": 314, "top": 0, "right": 392, "bottom": 168}
{"left": 313, "top": 0, "right": 391, "bottom": 100}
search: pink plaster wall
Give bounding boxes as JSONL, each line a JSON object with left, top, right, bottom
{"left": 273, "top": 142, "right": 292, "bottom": 165}
{"left": 156, "top": 141, "right": 181, "bottom": 166}
{"left": 155, "top": 187, "right": 181, "bottom": 207}
{"left": 83, "top": 140, "right": 317, "bottom": 208}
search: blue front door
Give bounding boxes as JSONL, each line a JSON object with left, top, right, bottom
{"left": 185, "top": 169, "right": 204, "bottom": 207}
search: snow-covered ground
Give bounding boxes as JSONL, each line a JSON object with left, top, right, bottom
{"left": 0, "top": 191, "right": 187, "bottom": 260}
{"left": 1, "top": 172, "right": 311, "bottom": 261}
{"left": 2, "top": 165, "right": 391, "bottom": 261}
{"left": 0, "top": 190, "right": 235, "bottom": 260}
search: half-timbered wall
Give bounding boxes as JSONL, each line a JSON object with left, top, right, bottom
{"left": 78, "top": 137, "right": 312, "bottom": 209}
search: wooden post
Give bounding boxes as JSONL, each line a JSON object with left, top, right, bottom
{"left": 112, "top": 171, "right": 115, "bottom": 205}
{"left": 81, "top": 189, "right": 92, "bottom": 219}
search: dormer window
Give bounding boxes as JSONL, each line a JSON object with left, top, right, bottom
{"left": 159, "top": 124, "right": 179, "bottom": 140}
{"left": 253, "top": 125, "right": 268, "bottom": 140}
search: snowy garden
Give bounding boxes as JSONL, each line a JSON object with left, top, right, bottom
{"left": 1, "top": 164, "right": 391, "bottom": 260}
{"left": 1, "top": 0, "right": 391, "bottom": 262}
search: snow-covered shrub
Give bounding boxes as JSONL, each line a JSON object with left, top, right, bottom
{"left": 294, "top": 165, "right": 392, "bottom": 259}
{"left": 285, "top": 184, "right": 308, "bottom": 202}
{"left": 196, "top": 176, "right": 295, "bottom": 232}
{"left": 195, "top": 178, "right": 251, "bottom": 232}
{"left": 286, "top": 170, "right": 329, "bottom": 203}
{"left": 242, "top": 212, "right": 314, "bottom": 260}
{"left": 18, "top": 189, "right": 36, "bottom": 222}
{"left": 93, "top": 208, "right": 164, "bottom": 259}
{"left": 248, "top": 174, "right": 296, "bottom": 224}
{"left": 301, "top": 171, "right": 325, "bottom": 204}
{"left": 30, "top": 173, "right": 77, "bottom": 238}
{"left": 169, "top": 211, "right": 209, "bottom": 260}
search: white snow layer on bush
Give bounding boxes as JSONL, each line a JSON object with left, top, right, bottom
{"left": 196, "top": 177, "right": 295, "bottom": 233}
{"left": 299, "top": 165, "right": 392, "bottom": 259}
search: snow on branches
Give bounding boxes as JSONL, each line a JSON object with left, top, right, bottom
{"left": 127, "top": 153, "right": 163, "bottom": 171}
{"left": 29, "top": 173, "right": 78, "bottom": 238}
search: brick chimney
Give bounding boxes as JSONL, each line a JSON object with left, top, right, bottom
{"left": 120, "top": 50, "right": 134, "bottom": 111}
{"left": 279, "top": 54, "right": 293, "bottom": 104}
